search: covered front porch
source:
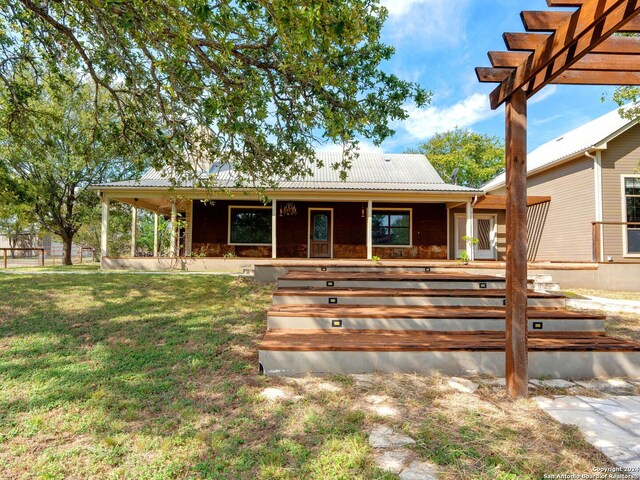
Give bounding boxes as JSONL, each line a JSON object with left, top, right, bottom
{"left": 97, "top": 189, "right": 491, "bottom": 264}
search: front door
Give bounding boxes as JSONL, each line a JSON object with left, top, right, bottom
{"left": 473, "top": 215, "right": 496, "bottom": 260}
{"left": 455, "top": 214, "right": 496, "bottom": 260}
{"left": 309, "top": 210, "right": 332, "bottom": 258}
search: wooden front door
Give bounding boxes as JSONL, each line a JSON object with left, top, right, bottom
{"left": 309, "top": 210, "right": 332, "bottom": 258}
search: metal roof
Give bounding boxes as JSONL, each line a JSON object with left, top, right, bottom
{"left": 483, "top": 105, "right": 636, "bottom": 191}
{"left": 95, "top": 152, "right": 482, "bottom": 193}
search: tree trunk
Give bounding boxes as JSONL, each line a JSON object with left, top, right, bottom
{"left": 62, "top": 234, "right": 73, "bottom": 266}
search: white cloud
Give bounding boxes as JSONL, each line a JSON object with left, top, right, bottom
{"left": 381, "top": 0, "right": 470, "bottom": 47}
{"left": 400, "top": 93, "right": 500, "bottom": 140}
{"left": 382, "top": 0, "right": 431, "bottom": 17}
{"left": 530, "top": 85, "right": 558, "bottom": 105}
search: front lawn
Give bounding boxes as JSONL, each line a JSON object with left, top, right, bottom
{"left": 0, "top": 273, "right": 612, "bottom": 479}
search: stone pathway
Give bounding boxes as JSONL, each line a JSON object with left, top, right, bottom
{"left": 536, "top": 395, "right": 640, "bottom": 477}
{"left": 369, "top": 425, "right": 439, "bottom": 479}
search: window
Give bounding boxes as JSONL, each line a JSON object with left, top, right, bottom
{"left": 625, "top": 177, "right": 640, "bottom": 254}
{"left": 229, "top": 207, "right": 272, "bottom": 245}
{"left": 372, "top": 210, "right": 411, "bottom": 246}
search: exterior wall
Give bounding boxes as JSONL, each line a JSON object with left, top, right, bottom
{"left": 191, "top": 200, "right": 448, "bottom": 259}
{"left": 492, "top": 156, "right": 595, "bottom": 262}
{"left": 372, "top": 202, "right": 447, "bottom": 260}
{"left": 191, "top": 200, "right": 273, "bottom": 258}
{"left": 601, "top": 124, "right": 640, "bottom": 262}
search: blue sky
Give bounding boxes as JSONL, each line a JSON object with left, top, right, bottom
{"left": 364, "top": 0, "right": 620, "bottom": 154}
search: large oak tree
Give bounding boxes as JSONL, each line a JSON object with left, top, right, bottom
{"left": 0, "top": 1, "right": 429, "bottom": 187}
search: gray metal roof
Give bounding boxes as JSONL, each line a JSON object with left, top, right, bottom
{"left": 95, "top": 152, "right": 482, "bottom": 193}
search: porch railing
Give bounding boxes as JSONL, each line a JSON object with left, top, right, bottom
{"left": 592, "top": 221, "right": 640, "bottom": 262}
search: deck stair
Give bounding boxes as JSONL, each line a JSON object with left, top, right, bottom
{"left": 259, "top": 269, "right": 640, "bottom": 378}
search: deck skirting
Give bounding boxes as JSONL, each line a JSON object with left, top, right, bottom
{"left": 259, "top": 350, "right": 640, "bottom": 378}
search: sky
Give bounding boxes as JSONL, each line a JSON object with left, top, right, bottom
{"left": 360, "top": 0, "right": 621, "bottom": 154}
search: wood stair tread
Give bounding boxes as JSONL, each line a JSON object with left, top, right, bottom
{"left": 260, "top": 330, "right": 640, "bottom": 352}
{"left": 267, "top": 305, "right": 605, "bottom": 320}
{"left": 273, "top": 287, "right": 564, "bottom": 298}
{"left": 280, "top": 270, "right": 512, "bottom": 282}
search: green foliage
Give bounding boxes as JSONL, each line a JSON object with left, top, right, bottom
{"left": 0, "top": 67, "right": 143, "bottom": 263}
{"left": 408, "top": 128, "right": 505, "bottom": 188}
{"left": 0, "top": 0, "right": 429, "bottom": 187}
{"left": 458, "top": 250, "right": 470, "bottom": 264}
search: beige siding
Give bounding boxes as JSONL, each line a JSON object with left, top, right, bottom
{"left": 600, "top": 124, "right": 640, "bottom": 261}
{"left": 525, "top": 156, "right": 595, "bottom": 261}
{"left": 488, "top": 157, "right": 595, "bottom": 261}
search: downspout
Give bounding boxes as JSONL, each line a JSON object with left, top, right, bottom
{"left": 585, "top": 149, "right": 604, "bottom": 262}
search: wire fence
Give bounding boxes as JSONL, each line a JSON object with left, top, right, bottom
{"left": 1, "top": 246, "right": 97, "bottom": 268}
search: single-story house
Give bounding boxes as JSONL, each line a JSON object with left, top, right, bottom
{"left": 93, "top": 152, "right": 499, "bottom": 264}
{"left": 484, "top": 106, "right": 640, "bottom": 264}
{"left": 93, "top": 106, "right": 639, "bottom": 282}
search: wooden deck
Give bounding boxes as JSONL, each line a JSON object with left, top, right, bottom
{"left": 267, "top": 305, "right": 605, "bottom": 320}
{"left": 261, "top": 330, "right": 640, "bottom": 352}
{"left": 278, "top": 270, "right": 511, "bottom": 282}
{"left": 273, "top": 287, "right": 562, "bottom": 298}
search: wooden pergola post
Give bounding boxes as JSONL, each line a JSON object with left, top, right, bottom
{"left": 505, "top": 89, "right": 529, "bottom": 399}
{"left": 475, "top": 0, "right": 640, "bottom": 397}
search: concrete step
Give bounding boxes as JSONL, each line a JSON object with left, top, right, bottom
{"left": 266, "top": 305, "right": 605, "bottom": 332}
{"left": 258, "top": 331, "right": 640, "bottom": 377}
{"left": 272, "top": 288, "right": 566, "bottom": 308}
{"left": 534, "top": 282, "right": 562, "bottom": 292}
{"left": 277, "top": 270, "right": 518, "bottom": 290}
{"left": 530, "top": 274, "right": 554, "bottom": 283}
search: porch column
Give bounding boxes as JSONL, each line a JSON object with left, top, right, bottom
{"left": 101, "top": 196, "right": 110, "bottom": 258}
{"left": 169, "top": 199, "right": 177, "bottom": 257}
{"left": 130, "top": 205, "right": 138, "bottom": 257}
{"left": 465, "top": 201, "right": 474, "bottom": 260}
{"left": 505, "top": 88, "right": 528, "bottom": 399}
{"left": 153, "top": 212, "right": 159, "bottom": 257}
{"left": 272, "top": 200, "right": 277, "bottom": 259}
{"left": 366, "top": 200, "right": 373, "bottom": 260}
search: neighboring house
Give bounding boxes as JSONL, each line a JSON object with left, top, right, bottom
{"left": 484, "top": 106, "right": 640, "bottom": 263}
{"left": 93, "top": 153, "right": 488, "bottom": 262}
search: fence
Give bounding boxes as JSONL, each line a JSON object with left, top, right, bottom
{"left": 1, "top": 246, "right": 96, "bottom": 268}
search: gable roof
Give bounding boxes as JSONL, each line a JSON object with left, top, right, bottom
{"left": 95, "top": 152, "right": 482, "bottom": 193}
{"left": 483, "top": 106, "right": 637, "bottom": 191}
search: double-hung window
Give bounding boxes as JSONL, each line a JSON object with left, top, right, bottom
{"left": 624, "top": 177, "right": 640, "bottom": 255}
{"left": 228, "top": 207, "right": 272, "bottom": 245}
{"left": 372, "top": 210, "right": 411, "bottom": 246}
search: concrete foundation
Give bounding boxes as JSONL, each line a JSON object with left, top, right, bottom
{"left": 259, "top": 350, "right": 640, "bottom": 378}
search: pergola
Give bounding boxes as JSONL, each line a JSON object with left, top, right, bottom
{"left": 476, "top": 0, "right": 640, "bottom": 398}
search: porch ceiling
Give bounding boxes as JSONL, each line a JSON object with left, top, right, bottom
{"left": 473, "top": 194, "right": 551, "bottom": 210}
{"left": 107, "top": 196, "right": 192, "bottom": 215}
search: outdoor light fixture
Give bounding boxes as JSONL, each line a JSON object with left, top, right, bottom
{"left": 361, "top": 204, "right": 365, "bottom": 217}
{"left": 281, "top": 202, "right": 297, "bottom": 216}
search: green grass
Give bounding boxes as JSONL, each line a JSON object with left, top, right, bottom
{"left": 0, "top": 273, "right": 612, "bottom": 479}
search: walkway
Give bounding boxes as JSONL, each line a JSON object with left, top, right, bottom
{"left": 536, "top": 395, "right": 640, "bottom": 477}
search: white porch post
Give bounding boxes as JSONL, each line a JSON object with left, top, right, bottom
{"left": 169, "top": 200, "right": 177, "bottom": 257}
{"left": 466, "top": 201, "right": 474, "bottom": 260}
{"left": 101, "top": 196, "right": 110, "bottom": 258}
{"left": 130, "top": 205, "right": 138, "bottom": 257}
{"left": 153, "top": 212, "right": 159, "bottom": 257}
{"left": 366, "top": 200, "right": 373, "bottom": 260}
{"left": 272, "top": 200, "right": 277, "bottom": 259}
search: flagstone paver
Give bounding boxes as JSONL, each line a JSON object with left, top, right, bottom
{"left": 536, "top": 396, "right": 640, "bottom": 478}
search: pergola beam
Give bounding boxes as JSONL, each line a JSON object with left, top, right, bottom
{"left": 523, "top": 10, "right": 640, "bottom": 31}
{"left": 487, "top": 51, "right": 640, "bottom": 70}
{"left": 489, "top": 0, "right": 640, "bottom": 109}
